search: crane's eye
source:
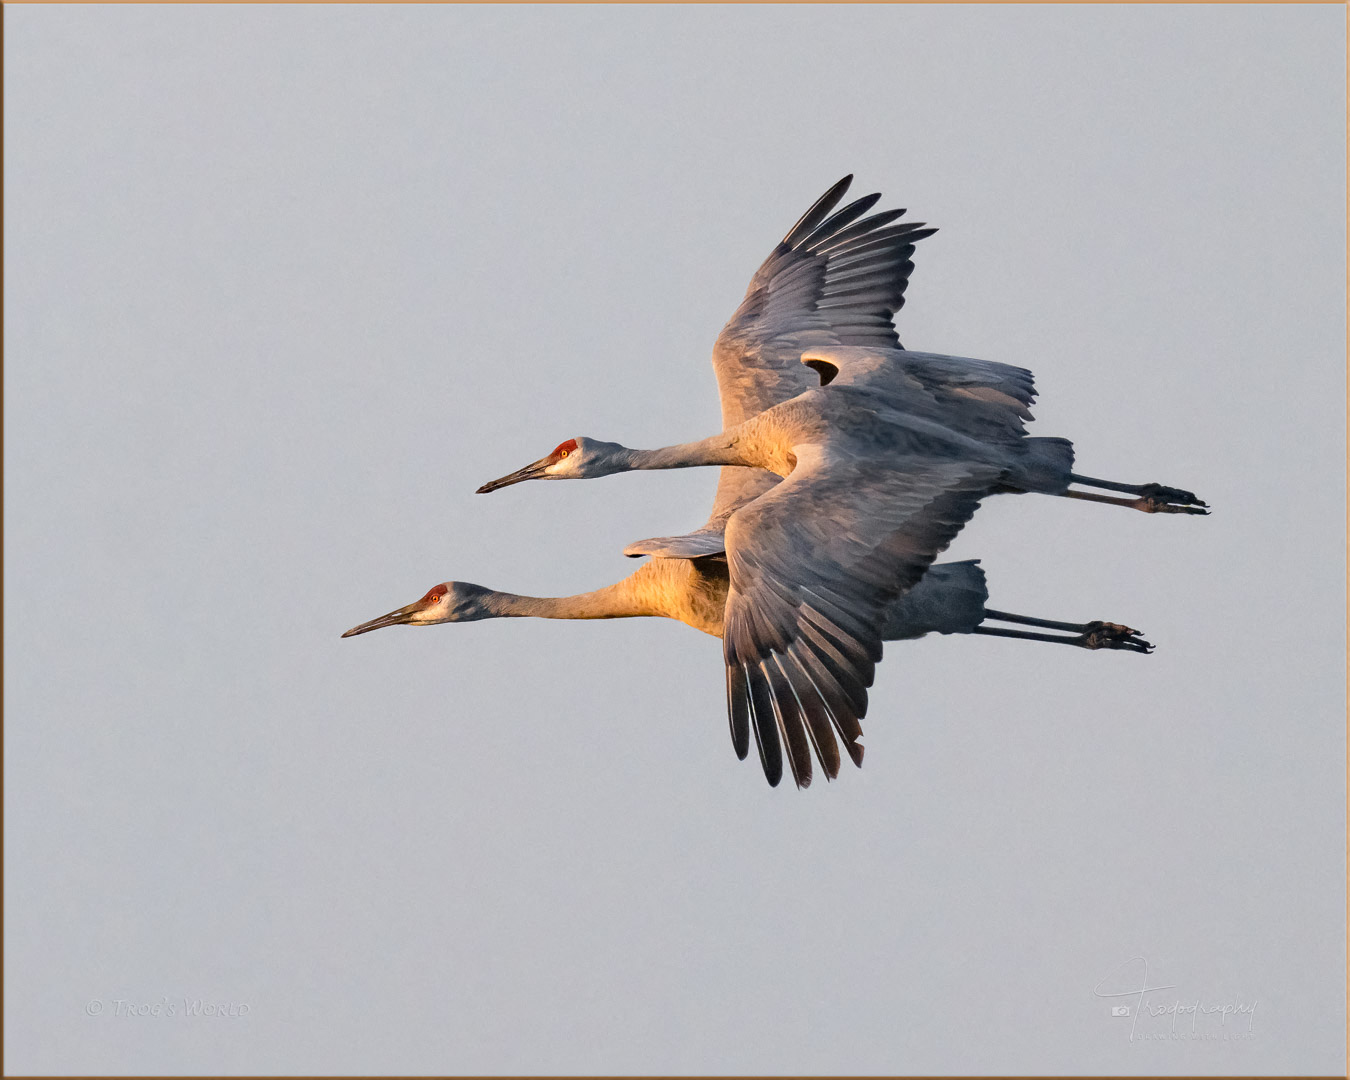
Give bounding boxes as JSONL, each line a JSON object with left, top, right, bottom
{"left": 560, "top": 450, "right": 569, "bottom": 458}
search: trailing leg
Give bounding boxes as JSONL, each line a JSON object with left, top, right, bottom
{"left": 975, "top": 609, "right": 1154, "bottom": 652}
{"left": 1063, "top": 473, "right": 1209, "bottom": 514}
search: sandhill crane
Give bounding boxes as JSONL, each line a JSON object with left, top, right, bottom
{"left": 475, "top": 346, "right": 1208, "bottom": 517}
{"left": 342, "top": 558, "right": 1151, "bottom": 776}
{"left": 344, "top": 177, "right": 1177, "bottom": 788}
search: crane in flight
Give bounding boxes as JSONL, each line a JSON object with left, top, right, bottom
{"left": 344, "top": 176, "right": 1181, "bottom": 787}
{"left": 342, "top": 558, "right": 1151, "bottom": 783}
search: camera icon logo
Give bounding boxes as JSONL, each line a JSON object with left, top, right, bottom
{"left": 1111, "top": 1006, "right": 1131, "bottom": 1017}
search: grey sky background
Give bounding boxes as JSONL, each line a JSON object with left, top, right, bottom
{"left": 5, "top": 4, "right": 1344, "bottom": 1075}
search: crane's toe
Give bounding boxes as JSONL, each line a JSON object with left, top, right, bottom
{"left": 1080, "top": 621, "right": 1154, "bottom": 653}
{"left": 1137, "top": 483, "right": 1209, "bottom": 512}
{"left": 1137, "top": 498, "right": 1209, "bottom": 515}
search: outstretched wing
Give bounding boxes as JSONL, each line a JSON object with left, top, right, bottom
{"left": 721, "top": 452, "right": 1004, "bottom": 789}
{"left": 707, "top": 177, "right": 938, "bottom": 522}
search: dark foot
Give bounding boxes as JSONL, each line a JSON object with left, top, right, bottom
{"left": 1135, "top": 483, "right": 1209, "bottom": 514}
{"left": 1079, "top": 621, "right": 1154, "bottom": 652}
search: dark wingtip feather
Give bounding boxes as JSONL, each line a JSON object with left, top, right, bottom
{"left": 727, "top": 664, "right": 751, "bottom": 760}
{"left": 744, "top": 665, "right": 784, "bottom": 787}
{"left": 799, "top": 192, "right": 883, "bottom": 251}
{"left": 781, "top": 655, "right": 841, "bottom": 781}
{"left": 810, "top": 208, "right": 909, "bottom": 254}
{"left": 762, "top": 658, "right": 813, "bottom": 790}
{"left": 781, "top": 175, "right": 854, "bottom": 248}
{"left": 845, "top": 740, "right": 865, "bottom": 768}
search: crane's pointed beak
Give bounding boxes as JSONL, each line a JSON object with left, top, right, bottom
{"left": 476, "top": 456, "right": 551, "bottom": 494}
{"left": 341, "top": 600, "right": 424, "bottom": 638}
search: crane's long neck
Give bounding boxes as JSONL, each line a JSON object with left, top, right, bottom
{"left": 621, "top": 432, "right": 760, "bottom": 472}
{"left": 476, "top": 576, "right": 660, "bottom": 621}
